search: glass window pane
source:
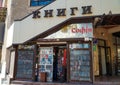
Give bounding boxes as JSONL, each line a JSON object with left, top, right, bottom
{"left": 117, "top": 37, "right": 120, "bottom": 44}
{"left": 30, "top": 0, "right": 54, "bottom": 6}
{"left": 98, "top": 40, "right": 105, "bottom": 46}
{"left": 31, "top": 1, "right": 38, "bottom": 6}
{"left": 70, "top": 49, "right": 91, "bottom": 81}
{"left": 69, "top": 43, "right": 89, "bottom": 49}
{"left": 118, "top": 46, "right": 120, "bottom": 57}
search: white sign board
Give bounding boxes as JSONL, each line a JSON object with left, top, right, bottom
{"left": 45, "top": 23, "right": 93, "bottom": 39}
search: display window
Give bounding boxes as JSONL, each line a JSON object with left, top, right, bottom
{"left": 69, "top": 43, "right": 92, "bottom": 82}
{"left": 15, "top": 45, "right": 35, "bottom": 80}
{"left": 15, "top": 42, "right": 92, "bottom": 82}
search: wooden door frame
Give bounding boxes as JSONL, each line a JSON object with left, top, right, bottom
{"left": 98, "top": 46, "right": 112, "bottom": 76}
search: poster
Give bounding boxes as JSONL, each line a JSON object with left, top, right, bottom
{"left": 39, "top": 47, "right": 53, "bottom": 82}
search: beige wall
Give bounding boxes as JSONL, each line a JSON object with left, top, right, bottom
{"left": 6, "top": 0, "right": 41, "bottom": 28}
{"left": 6, "top": 0, "right": 120, "bottom": 29}
{"left": 6, "top": 0, "right": 120, "bottom": 45}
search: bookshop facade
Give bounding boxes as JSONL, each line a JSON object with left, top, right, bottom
{"left": 13, "top": 23, "right": 93, "bottom": 82}
{"left": 5, "top": 0, "right": 120, "bottom": 84}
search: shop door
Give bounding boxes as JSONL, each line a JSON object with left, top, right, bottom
{"left": 98, "top": 47, "right": 112, "bottom": 76}
{"left": 116, "top": 46, "right": 120, "bottom": 75}
{"left": 106, "top": 47, "right": 112, "bottom": 76}
{"left": 53, "top": 46, "right": 67, "bottom": 82}
{"left": 99, "top": 47, "right": 107, "bottom": 75}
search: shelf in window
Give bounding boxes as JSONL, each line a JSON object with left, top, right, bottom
{"left": 70, "top": 48, "right": 90, "bottom": 50}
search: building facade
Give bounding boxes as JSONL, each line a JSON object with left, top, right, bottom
{"left": 0, "top": 0, "right": 6, "bottom": 70}
{"left": 0, "top": 0, "right": 120, "bottom": 84}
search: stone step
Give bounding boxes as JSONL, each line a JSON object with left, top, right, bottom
{"left": 11, "top": 81, "right": 120, "bottom": 85}
{"left": 94, "top": 82, "right": 120, "bottom": 85}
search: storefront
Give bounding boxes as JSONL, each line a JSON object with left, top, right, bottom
{"left": 5, "top": 0, "right": 120, "bottom": 84}
{"left": 0, "top": 7, "right": 6, "bottom": 64}
{"left": 13, "top": 23, "right": 93, "bottom": 83}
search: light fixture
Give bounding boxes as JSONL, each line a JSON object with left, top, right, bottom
{"left": 101, "top": 32, "right": 104, "bottom": 36}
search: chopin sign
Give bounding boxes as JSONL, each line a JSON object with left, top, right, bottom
{"left": 45, "top": 23, "right": 93, "bottom": 39}
{"left": 32, "top": 6, "right": 92, "bottom": 18}
{"left": 71, "top": 26, "right": 92, "bottom": 34}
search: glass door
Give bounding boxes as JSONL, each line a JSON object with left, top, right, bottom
{"left": 115, "top": 37, "right": 120, "bottom": 75}
{"left": 98, "top": 47, "right": 106, "bottom": 75}
{"left": 106, "top": 47, "right": 112, "bottom": 76}
{"left": 98, "top": 46, "right": 112, "bottom": 76}
{"left": 117, "top": 46, "right": 120, "bottom": 75}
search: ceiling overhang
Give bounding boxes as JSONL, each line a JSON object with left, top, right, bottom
{"left": 28, "top": 14, "right": 120, "bottom": 42}
{"left": 94, "top": 14, "right": 120, "bottom": 38}
{"left": 94, "top": 14, "right": 120, "bottom": 29}
{"left": 10, "top": 0, "right": 120, "bottom": 45}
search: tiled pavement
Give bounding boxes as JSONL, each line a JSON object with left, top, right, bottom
{"left": 10, "top": 81, "right": 120, "bottom": 85}
{"left": 10, "top": 76, "right": 120, "bottom": 85}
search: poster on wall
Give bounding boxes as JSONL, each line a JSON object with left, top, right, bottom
{"left": 39, "top": 47, "right": 53, "bottom": 82}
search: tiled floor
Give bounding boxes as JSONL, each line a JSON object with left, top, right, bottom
{"left": 94, "top": 76, "right": 120, "bottom": 85}
{"left": 11, "top": 76, "right": 120, "bottom": 85}
{"left": 95, "top": 76, "right": 120, "bottom": 82}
